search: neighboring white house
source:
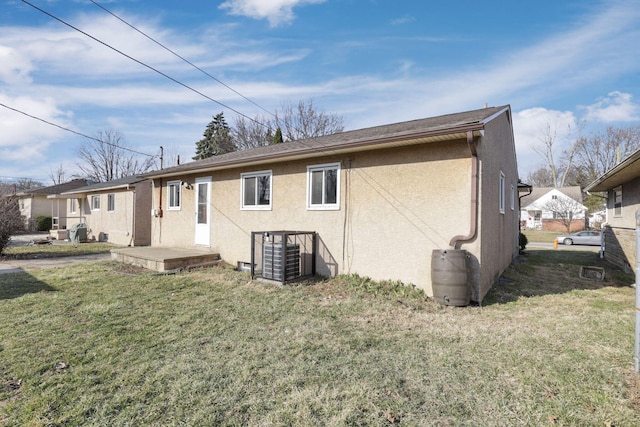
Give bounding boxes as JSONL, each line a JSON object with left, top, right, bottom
{"left": 520, "top": 187, "right": 586, "bottom": 231}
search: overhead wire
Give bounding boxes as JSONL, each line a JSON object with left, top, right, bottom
{"left": 0, "top": 102, "right": 155, "bottom": 158}
{"left": 16, "top": 1, "right": 449, "bottom": 249}
{"left": 87, "top": 0, "right": 275, "bottom": 119}
{"left": 20, "top": 0, "right": 270, "bottom": 129}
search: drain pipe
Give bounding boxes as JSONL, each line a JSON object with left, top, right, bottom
{"left": 449, "top": 131, "right": 479, "bottom": 249}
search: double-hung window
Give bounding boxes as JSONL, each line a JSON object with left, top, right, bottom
{"left": 91, "top": 195, "right": 100, "bottom": 211}
{"left": 167, "top": 181, "right": 181, "bottom": 210}
{"left": 107, "top": 193, "right": 115, "bottom": 212}
{"left": 241, "top": 171, "right": 272, "bottom": 210}
{"left": 69, "top": 198, "right": 77, "bottom": 214}
{"left": 307, "top": 163, "right": 340, "bottom": 210}
{"left": 614, "top": 186, "right": 622, "bottom": 217}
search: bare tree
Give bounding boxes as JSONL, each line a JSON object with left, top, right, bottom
{"left": 531, "top": 121, "right": 582, "bottom": 188}
{"left": 275, "top": 99, "right": 344, "bottom": 141}
{"left": 542, "top": 196, "right": 585, "bottom": 233}
{"left": 525, "top": 167, "right": 555, "bottom": 187}
{"left": 0, "top": 196, "right": 24, "bottom": 254}
{"left": 232, "top": 99, "right": 344, "bottom": 150}
{"left": 572, "top": 125, "right": 640, "bottom": 184}
{"left": 232, "top": 114, "right": 275, "bottom": 150}
{"left": 48, "top": 163, "right": 66, "bottom": 185}
{"left": 77, "top": 130, "right": 155, "bottom": 182}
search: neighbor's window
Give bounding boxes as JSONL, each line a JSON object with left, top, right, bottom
{"left": 614, "top": 186, "right": 622, "bottom": 217}
{"left": 307, "top": 163, "right": 340, "bottom": 210}
{"left": 69, "top": 198, "right": 77, "bottom": 213}
{"left": 107, "top": 193, "right": 115, "bottom": 212}
{"left": 499, "top": 171, "right": 505, "bottom": 214}
{"left": 91, "top": 195, "right": 100, "bottom": 211}
{"left": 241, "top": 171, "right": 272, "bottom": 210}
{"left": 167, "top": 181, "right": 181, "bottom": 210}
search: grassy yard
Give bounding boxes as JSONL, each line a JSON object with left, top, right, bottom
{"left": 2, "top": 242, "right": 114, "bottom": 260}
{"left": 521, "top": 229, "right": 564, "bottom": 244}
{"left": 1, "top": 249, "right": 639, "bottom": 426}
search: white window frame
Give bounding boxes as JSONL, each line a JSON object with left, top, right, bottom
{"left": 69, "top": 198, "right": 77, "bottom": 214}
{"left": 614, "top": 186, "right": 622, "bottom": 217}
{"left": 241, "top": 170, "right": 272, "bottom": 210}
{"left": 91, "top": 195, "right": 100, "bottom": 211}
{"left": 167, "top": 180, "right": 181, "bottom": 210}
{"left": 107, "top": 193, "right": 115, "bottom": 212}
{"left": 510, "top": 184, "right": 515, "bottom": 211}
{"left": 307, "top": 162, "right": 340, "bottom": 210}
{"left": 499, "top": 171, "right": 505, "bottom": 214}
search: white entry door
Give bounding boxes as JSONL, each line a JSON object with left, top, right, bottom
{"left": 194, "top": 177, "right": 211, "bottom": 246}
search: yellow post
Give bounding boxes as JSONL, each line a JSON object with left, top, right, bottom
{"left": 553, "top": 238, "right": 558, "bottom": 249}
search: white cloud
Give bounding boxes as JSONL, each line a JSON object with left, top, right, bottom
{"left": 219, "top": 0, "right": 326, "bottom": 27}
{"left": 581, "top": 91, "right": 640, "bottom": 123}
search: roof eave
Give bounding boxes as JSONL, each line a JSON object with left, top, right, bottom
{"left": 145, "top": 125, "right": 486, "bottom": 179}
{"left": 585, "top": 149, "right": 640, "bottom": 192}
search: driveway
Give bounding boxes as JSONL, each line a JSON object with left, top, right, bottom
{"left": 0, "top": 233, "right": 111, "bottom": 275}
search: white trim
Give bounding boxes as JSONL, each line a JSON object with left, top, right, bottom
{"left": 167, "top": 180, "right": 181, "bottom": 210}
{"left": 91, "top": 194, "right": 100, "bottom": 211}
{"left": 307, "top": 162, "right": 341, "bottom": 210}
{"left": 194, "top": 177, "right": 211, "bottom": 246}
{"left": 240, "top": 170, "right": 272, "bottom": 210}
{"left": 499, "top": 171, "right": 505, "bottom": 214}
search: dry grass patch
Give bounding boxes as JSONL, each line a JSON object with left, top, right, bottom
{"left": 0, "top": 250, "right": 639, "bottom": 426}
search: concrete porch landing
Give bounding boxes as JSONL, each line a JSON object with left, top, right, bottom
{"left": 111, "top": 247, "right": 221, "bottom": 272}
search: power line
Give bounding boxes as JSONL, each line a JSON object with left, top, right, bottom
{"left": 20, "top": 0, "right": 270, "bottom": 129}
{"left": 88, "top": 0, "right": 275, "bottom": 119}
{"left": 0, "top": 102, "right": 155, "bottom": 158}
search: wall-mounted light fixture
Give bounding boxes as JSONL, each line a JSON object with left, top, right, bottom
{"left": 181, "top": 181, "right": 192, "bottom": 190}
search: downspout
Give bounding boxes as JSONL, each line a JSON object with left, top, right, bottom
{"left": 449, "top": 131, "right": 479, "bottom": 249}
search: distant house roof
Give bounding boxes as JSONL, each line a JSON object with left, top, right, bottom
{"left": 15, "top": 179, "right": 92, "bottom": 197}
{"left": 520, "top": 186, "right": 583, "bottom": 208}
{"left": 57, "top": 176, "right": 148, "bottom": 196}
{"left": 584, "top": 148, "right": 640, "bottom": 192}
{"left": 144, "top": 105, "right": 511, "bottom": 179}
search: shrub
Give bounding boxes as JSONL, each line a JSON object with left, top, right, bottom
{"left": 519, "top": 232, "right": 528, "bottom": 251}
{"left": 35, "top": 216, "right": 52, "bottom": 232}
{"left": 0, "top": 197, "right": 24, "bottom": 254}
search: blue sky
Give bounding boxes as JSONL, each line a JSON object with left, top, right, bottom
{"left": 1, "top": 0, "right": 639, "bottom": 183}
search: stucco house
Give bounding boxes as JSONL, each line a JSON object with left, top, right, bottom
{"left": 15, "top": 179, "right": 91, "bottom": 231}
{"left": 520, "top": 186, "right": 586, "bottom": 231}
{"left": 51, "top": 176, "right": 152, "bottom": 246}
{"left": 585, "top": 148, "right": 640, "bottom": 273}
{"left": 142, "top": 105, "right": 519, "bottom": 303}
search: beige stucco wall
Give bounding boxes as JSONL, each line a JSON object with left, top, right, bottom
{"left": 67, "top": 190, "right": 140, "bottom": 246}
{"left": 150, "top": 111, "right": 518, "bottom": 301}
{"left": 19, "top": 195, "right": 68, "bottom": 229}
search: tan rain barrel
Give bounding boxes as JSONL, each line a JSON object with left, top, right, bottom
{"left": 431, "top": 249, "right": 470, "bottom": 306}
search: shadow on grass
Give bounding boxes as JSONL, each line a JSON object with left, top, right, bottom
{"left": 483, "top": 248, "right": 635, "bottom": 305}
{"left": 0, "top": 271, "right": 57, "bottom": 300}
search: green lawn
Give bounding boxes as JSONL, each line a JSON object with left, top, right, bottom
{"left": 521, "top": 229, "right": 563, "bottom": 244}
{"left": 1, "top": 250, "right": 638, "bottom": 426}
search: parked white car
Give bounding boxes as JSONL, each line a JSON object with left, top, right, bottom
{"left": 557, "top": 231, "right": 602, "bottom": 246}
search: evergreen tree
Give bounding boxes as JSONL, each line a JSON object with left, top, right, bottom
{"left": 272, "top": 127, "right": 284, "bottom": 144}
{"left": 193, "top": 112, "right": 236, "bottom": 160}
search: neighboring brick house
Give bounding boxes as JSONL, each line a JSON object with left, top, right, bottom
{"left": 520, "top": 186, "right": 586, "bottom": 232}
{"left": 585, "top": 148, "right": 640, "bottom": 273}
{"left": 15, "top": 179, "right": 92, "bottom": 231}
{"left": 142, "top": 105, "right": 520, "bottom": 303}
